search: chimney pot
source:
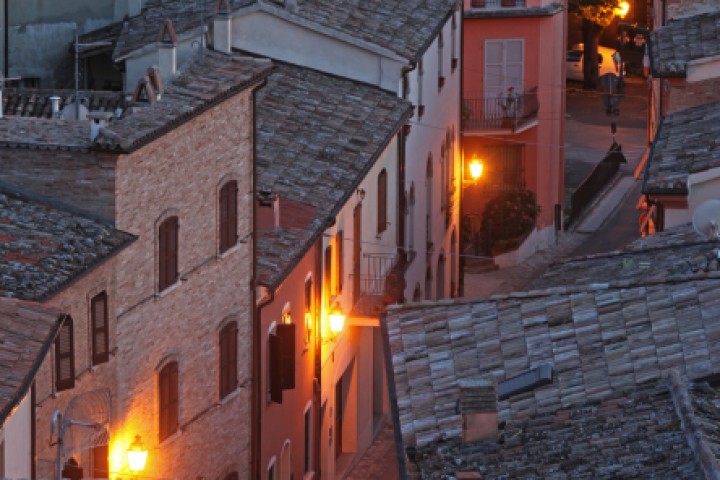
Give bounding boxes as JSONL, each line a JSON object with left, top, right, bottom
{"left": 50, "top": 96, "right": 61, "bottom": 118}
{"left": 458, "top": 379, "right": 498, "bottom": 443}
{"left": 88, "top": 111, "right": 114, "bottom": 142}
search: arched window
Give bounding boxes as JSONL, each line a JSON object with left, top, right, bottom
{"left": 436, "top": 254, "right": 446, "bottom": 299}
{"left": 450, "top": 229, "right": 457, "bottom": 298}
{"left": 158, "top": 216, "right": 178, "bottom": 291}
{"left": 426, "top": 155, "right": 433, "bottom": 248}
{"left": 412, "top": 283, "right": 423, "bottom": 302}
{"left": 55, "top": 316, "right": 75, "bottom": 391}
{"left": 219, "top": 180, "right": 238, "bottom": 253}
{"left": 408, "top": 183, "right": 415, "bottom": 251}
{"left": 424, "top": 265, "right": 432, "bottom": 301}
{"left": 158, "top": 361, "right": 179, "bottom": 441}
{"left": 377, "top": 169, "right": 388, "bottom": 234}
{"left": 219, "top": 321, "right": 238, "bottom": 399}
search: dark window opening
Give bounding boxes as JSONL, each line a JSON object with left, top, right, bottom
{"left": 91, "top": 292, "right": 109, "bottom": 365}
{"left": 158, "top": 216, "right": 179, "bottom": 291}
{"left": 55, "top": 316, "right": 75, "bottom": 391}
{"left": 219, "top": 181, "right": 238, "bottom": 253}
{"left": 219, "top": 322, "right": 238, "bottom": 399}
{"left": 159, "top": 361, "right": 179, "bottom": 441}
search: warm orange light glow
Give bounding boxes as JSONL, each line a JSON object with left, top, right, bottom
{"left": 614, "top": 1, "right": 629, "bottom": 17}
{"left": 127, "top": 435, "right": 148, "bottom": 472}
{"left": 328, "top": 305, "right": 345, "bottom": 333}
{"left": 469, "top": 159, "right": 483, "bottom": 180}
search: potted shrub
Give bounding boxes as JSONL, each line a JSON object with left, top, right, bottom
{"left": 481, "top": 189, "right": 541, "bottom": 255}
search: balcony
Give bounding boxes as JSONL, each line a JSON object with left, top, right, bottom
{"left": 462, "top": 87, "right": 539, "bottom": 134}
{"left": 350, "top": 252, "right": 405, "bottom": 318}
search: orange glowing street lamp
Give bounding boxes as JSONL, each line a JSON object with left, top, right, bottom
{"left": 614, "top": 1, "right": 630, "bottom": 18}
{"left": 127, "top": 435, "right": 148, "bottom": 474}
{"left": 468, "top": 157, "right": 483, "bottom": 181}
{"left": 328, "top": 304, "right": 346, "bottom": 334}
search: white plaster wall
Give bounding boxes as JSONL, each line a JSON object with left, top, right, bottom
{"left": 687, "top": 56, "right": 720, "bottom": 83}
{"left": 664, "top": 206, "right": 691, "bottom": 228}
{"left": 231, "top": 11, "right": 404, "bottom": 91}
{"left": 403, "top": 15, "right": 462, "bottom": 302}
{"left": 1, "top": 392, "right": 32, "bottom": 480}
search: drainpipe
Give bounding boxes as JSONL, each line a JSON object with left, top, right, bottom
{"left": 251, "top": 78, "right": 268, "bottom": 480}
{"left": 313, "top": 237, "right": 322, "bottom": 479}
{"left": 3, "top": 0, "right": 7, "bottom": 79}
{"left": 458, "top": 3, "right": 466, "bottom": 297}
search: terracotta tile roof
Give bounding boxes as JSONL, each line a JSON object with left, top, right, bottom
{"left": 405, "top": 372, "right": 720, "bottom": 479}
{"left": 80, "top": 0, "right": 457, "bottom": 63}
{"left": 1, "top": 90, "right": 125, "bottom": 119}
{"left": 254, "top": 63, "right": 412, "bottom": 288}
{"left": 0, "top": 186, "right": 135, "bottom": 302}
{"left": 0, "top": 51, "right": 272, "bottom": 152}
{"left": 643, "top": 101, "right": 720, "bottom": 194}
{"left": 649, "top": 10, "right": 720, "bottom": 77}
{"left": 385, "top": 275, "right": 720, "bottom": 451}
{"left": 531, "top": 223, "right": 720, "bottom": 289}
{"left": 0, "top": 297, "right": 63, "bottom": 427}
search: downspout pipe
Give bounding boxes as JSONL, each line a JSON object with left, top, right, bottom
{"left": 458, "top": 3, "right": 466, "bottom": 297}
{"left": 3, "top": 0, "right": 7, "bottom": 79}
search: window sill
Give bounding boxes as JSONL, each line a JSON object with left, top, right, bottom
{"left": 219, "top": 387, "right": 242, "bottom": 405}
{"left": 217, "top": 241, "right": 244, "bottom": 260}
{"left": 159, "top": 430, "right": 182, "bottom": 448}
{"left": 156, "top": 280, "right": 182, "bottom": 298}
{"left": 303, "top": 472, "right": 316, "bottom": 480}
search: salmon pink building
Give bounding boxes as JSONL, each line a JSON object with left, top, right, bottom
{"left": 462, "top": 0, "right": 566, "bottom": 266}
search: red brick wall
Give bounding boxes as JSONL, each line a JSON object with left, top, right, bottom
{"left": 34, "top": 259, "right": 119, "bottom": 480}
{"left": 111, "top": 89, "right": 255, "bottom": 479}
{"left": 666, "top": 77, "right": 720, "bottom": 114}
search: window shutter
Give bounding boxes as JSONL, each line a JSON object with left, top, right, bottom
{"left": 55, "top": 317, "right": 75, "bottom": 391}
{"left": 220, "top": 181, "right": 238, "bottom": 253}
{"left": 269, "top": 333, "right": 283, "bottom": 403}
{"left": 159, "top": 362, "right": 178, "bottom": 441}
{"left": 159, "top": 217, "right": 178, "bottom": 291}
{"left": 278, "top": 323, "right": 295, "bottom": 390}
{"left": 219, "top": 322, "right": 238, "bottom": 399}
{"left": 324, "top": 246, "right": 332, "bottom": 296}
{"left": 91, "top": 292, "right": 109, "bottom": 365}
{"left": 93, "top": 445, "right": 109, "bottom": 479}
{"left": 378, "top": 170, "right": 387, "bottom": 234}
{"left": 336, "top": 231, "right": 343, "bottom": 292}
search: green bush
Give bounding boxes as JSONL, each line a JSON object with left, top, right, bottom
{"left": 481, "top": 189, "right": 541, "bottom": 242}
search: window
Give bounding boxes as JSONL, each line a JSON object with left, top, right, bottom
{"left": 158, "top": 216, "right": 179, "bottom": 291}
{"left": 304, "top": 277, "right": 313, "bottom": 344}
{"left": 407, "top": 183, "right": 415, "bottom": 251}
{"left": 268, "top": 323, "right": 295, "bottom": 404}
{"left": 424, "top": 266, "right": 432, "bottom": 301}
{"left": 335, "top": 231, "right": 343, "bottom": 292}
{"left": 223, "top": 473, "right": 239, "bottom": 480}
{"left": 267, "top": 460, "right": 276, "bottom": 480}
{"left": 426, "top": 156, "right": 433, "bottom": 248}
{"left": 304, "top": 406, "right": 312, "bottom": 473}
{"left": 377, "top": 169, "right": 388, "bottom": 234}
{"left": 485, "top": 39, "right": 524, "bottom": 100}
{"left": 55, "top": 316, "right": 75, "bottom": 391}
{"left": 219, "top": 181, "right": 238, "bottom": 253}
{"left": 451, "top": 13, "right": 458, "bottom": 71}
{"left": 159, "top": 361, "right": 179, "bottom": 441}
{"left": 92, "top": 445, "right": 108, "bottom": 479}
{"left": 91, "top": 292, "right": 109, "bottom": 365}
{"left": 438, "top": 31, "right": 445, "bottom": 89}
{"left": 417, "top": 60, "right": 425, "bottom": 116}
{"left": 436, "top": 254, "right": 446, "bottom": 299}
{"left": 219, "top": 322, "right": 238, "bottom": 399}
{"left": 324, "top": 246, "right": 333, "bottom": 297}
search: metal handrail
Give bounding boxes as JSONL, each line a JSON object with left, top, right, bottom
{"left": 463, "top": 87, "right": 539, "bottom": 131}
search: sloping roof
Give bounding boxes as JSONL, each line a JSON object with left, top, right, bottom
{"left": 0, "top": 51, "right": 272, "bottom": 152}
{"left": 531, "top": 223, "right": 719, "bottom": 289}
{"left": 643, "top": 101, "right": 720, "bottom": 195}
{"left": 0, "top": 186, "right": 135, "bottom": 302}
{"left": 385, "top": 275, "right": 720, "bottom": 450}
{"left": 649, "top": 10, "right": 720, "bottom": 77}
{"left": 255, "top": 63, "right": 412, "bottom": 287}
{"left": 0, "top": 297, "right": 63, "bottom": 427}
{"left": 2, "top": 90, "right": 125, "bottom": 119}
{"left": 80, "top": 0, "right": 458, "bottom": 63}
{"left": 406, "top": 372, "right": 720, "bottom": 479}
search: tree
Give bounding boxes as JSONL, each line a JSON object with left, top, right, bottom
{"left": 570, "top": 0, "right": 624, "bottom": 89}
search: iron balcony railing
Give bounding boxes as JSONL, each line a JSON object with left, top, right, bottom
{"left": 350, "top": 252, "right": 403, "bottom": 317}
{"left": 470, "top": 0, "right": 527, "bottom": 8}
{"left": 462, "top": 86, "right": 539, "bottom": 132}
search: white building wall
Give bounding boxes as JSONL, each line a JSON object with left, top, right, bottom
{"left": 1, "top": 392, "right": 32, "bottom": 480}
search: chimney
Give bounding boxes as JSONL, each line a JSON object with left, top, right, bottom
{"left": 458, "top": 379, "right": 498, "bottom": 443}
{"left": 50, "top": 96, "right": 61, "bottom": 118}
{"left": 285, "top": 0, "right": 299, "bottom": 12}
{"left": 88, "top": 111, "right": 114, "bottom": 142}
{"left": 257, "top": 190, "right": 280, "bottom": 231}
{"left": 157, "top": 20, "right": 177, "bottom": 83}
{"left": 213, "top": 8, "right": 233, "bottom": 54}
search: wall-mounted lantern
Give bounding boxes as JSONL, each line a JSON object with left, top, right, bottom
{"left": 127, "top": 435, "right": 148, "bottom": 474}
{"left": 328, "top": 303, "right": 346, "bottom": 334}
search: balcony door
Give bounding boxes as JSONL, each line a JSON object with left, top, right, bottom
{"left": 484, "top": 39, "right": 524, "bottom": 102}
{"left": 353, "top": 202, "right": 362, "bottom": 303}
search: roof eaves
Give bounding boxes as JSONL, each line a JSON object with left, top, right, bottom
{"left": 411, "top": 0, "right": 461, "bottom": 64}
{"left": 260, "top": 103, "right": 414, "bottom": 291}
{"left": 114, "top": 24, "right": 205, "bottom": 63}
{"left": 0, "top": 310, "right": 65, "bottom": 429}
{"left": 253, "top": 0, "right": 407, "bottom": 63}
{"left": 464, "top": 2, "right": 565, "bottom": 19}
{"left": 96, "top": 64, "right": 273, "bottom": 154}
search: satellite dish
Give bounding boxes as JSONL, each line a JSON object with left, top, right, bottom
{"left": 51, "top": 388, "right": 111, "bottom": 480}
{"left": 692, "top": 199, "right": 720, "bottom": 239}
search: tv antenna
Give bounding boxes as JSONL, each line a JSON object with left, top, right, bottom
{"left": 692, "top": 199, "right": 720, "bottom": 239}
{"left": 51, "top": 388, "right": 111, "bottom": 480}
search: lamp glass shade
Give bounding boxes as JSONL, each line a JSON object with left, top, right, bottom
{"left": 127, "top": 436, "right": 148, "bottom": 472}
{"left": 469, "top": 160, "right": 483, "bottom": 180}
{"left": 614, "top": 1, "right": 629, "bottom": 17}
{"left": 328, "top": 309, "right": 345, "bottom": 333}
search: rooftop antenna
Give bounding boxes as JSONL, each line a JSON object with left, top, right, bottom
{"left": 692, "top": 199, "right": 720, "bottom": 240}
{"left": 51, "top": 388, "right": 111, "bottom": 480}
{"left": 74, "top": 32, "right": 113, "bottom": 120}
